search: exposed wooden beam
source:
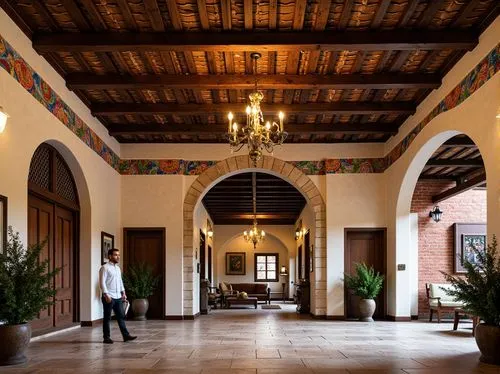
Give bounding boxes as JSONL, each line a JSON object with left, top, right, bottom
{"left": 33, "top": 30, "right": 478, "bottom": 53}
{"left": 442, "top": 138, "right": 476, "bottom": 147}
{"left": 432, "top": 173, "right": 486, "bottom": 203}
{"left": 107, "top": 122, "right": 400, "bottom": 136}
{"left": 93, "top": 102, "right": 414, "bottom": 116}
{"left": 66, "top": 72, "right": 441, "bottom": 90}
{"left": 426, "top": 159, "right": 483, "bottom": 167}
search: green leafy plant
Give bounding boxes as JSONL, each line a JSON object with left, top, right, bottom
{"left": 0, "top": 227, "right": 60, "bottom": 325}
{"left": 344, "top": 262, "right": 384, "bottom": 299}
{"left": 123, "top": 262, "right": 160, "bottom": 299}
{"left": 442, "top": 235, "right": 500, "bottom": 327}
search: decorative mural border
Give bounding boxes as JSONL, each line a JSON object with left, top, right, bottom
{"left": 0, "top": 36, "right": 121, "bottom": 171}
{"left": 0, "top": 32, "right": 497, "bottom": 176}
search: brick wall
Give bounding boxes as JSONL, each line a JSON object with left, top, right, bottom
{"left": 410, "top": 180, "right": 486, "bottom": 318}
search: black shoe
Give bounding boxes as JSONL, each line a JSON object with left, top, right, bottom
{"left": 123, "top": 335, "right": 137, "bottom": 342}
{"left": 103, "top": 338, "right": 114, "bottom": 344}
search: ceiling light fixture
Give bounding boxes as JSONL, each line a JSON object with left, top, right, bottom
{"left": 243, "top": 173, "right": 265, "bottom": 249}
{"left": 227, "top": 52, "right": 287, "bottom": 166}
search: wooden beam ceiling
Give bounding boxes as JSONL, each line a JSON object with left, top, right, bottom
{"left": 65, "top": 73, "right": 441, "bottom": 91}
{"left": 92, "top": 102, "right": 415, "bottom": 116}
{"left": 107, "top": 122, "right": 400, "bottom": 136}
{"left": 32, "top": 30, "right": 479, "bottom": 53}
{"left": 426, "top": 159, "right": 483, "bottom": 167}
{"left": 432, "top": 173, "right": 487, "bottom": 203}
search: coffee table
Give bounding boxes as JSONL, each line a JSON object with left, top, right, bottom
{"left": 226, "top": 296, "right": 258, "bottom": 309}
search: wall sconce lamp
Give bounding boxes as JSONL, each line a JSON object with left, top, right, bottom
{"left": 295, "top": 229, "right": 301, "bottom": 240}
{"left": 279, "top": 265, "right": 288, "bottom": 276}
{"left": 429, "top": 206, "right": 443, "bottom": 223}
{"left": 0, "top": 106, "right": 9, "bottom": 133}
{"left": 207, "top": 230, "right": 213, "bottom": 239}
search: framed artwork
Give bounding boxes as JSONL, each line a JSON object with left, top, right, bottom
{"left": 101, "top": 231, "right": 114, "bottom": 265}
{"left": 0, "top": 195, "right": 7, "bottom": 252}
{"left": 454, "top": 223, "right": 486, "bottom": 273}
{"left": 225, "top": 252, "right": 246, "bottom": 275}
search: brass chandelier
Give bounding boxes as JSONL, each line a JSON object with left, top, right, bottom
{"left": 227, "top": 52, "right": 287, "bottom": 166}
{"left": 243, "top": 173, "right": 265, "bottom": 249}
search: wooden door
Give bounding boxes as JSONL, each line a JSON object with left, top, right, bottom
{"left": 304, "top": 230, "right": 310, "bottom": 276}
{"left": 207, "top": 245, "right": 212, "bottom": 283}
{"left": 345, "top": 229, "right": 386, "bottom": 320}
{"left": 28, "top": 195, "right": 54, "bottom": 331}
{"left": 54, "top": 206, "right": 74, "bottom": 327}
{"left": 199, "top": 230, "right": 206, "bottom": 280}
{"left": 124, "top": 229, "right": 165, "bottom": 319}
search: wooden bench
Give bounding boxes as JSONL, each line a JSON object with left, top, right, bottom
{"left": 226, "top": 296, "right": 258, "bottom": 309}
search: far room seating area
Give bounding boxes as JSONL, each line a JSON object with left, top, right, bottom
{"left": 219, "top": 282, "right": 270, "bottom": 307}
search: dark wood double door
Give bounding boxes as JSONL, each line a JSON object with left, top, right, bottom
{"left": 345, "top": 229, "right": 386, "bottom": 320}
{"left": 28, "top": 195, "right": 76, "bottom": 332}
{"left": 123, "top": 228, "right": 165, "bottom": 319}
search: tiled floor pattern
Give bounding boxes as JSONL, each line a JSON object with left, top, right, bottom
{"left": 1, "top": 303, "right": 498, "bottom": 373}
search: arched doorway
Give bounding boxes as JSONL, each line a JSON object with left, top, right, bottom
{"left": 183, "top": 155, "right": 327, "bottom": 317}
{"left": 28, "top": 143, "right": 80, "bottom": 333}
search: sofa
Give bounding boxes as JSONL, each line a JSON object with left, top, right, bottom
{"left": 219, "top": 282, "right": 271, "bottom": 306}
{"left": 426, "top": 283, "right": 464, "bottom": 322}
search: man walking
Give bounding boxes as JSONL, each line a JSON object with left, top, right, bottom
{"left": 99, "top": 248, "right": 137, "bottom": 344}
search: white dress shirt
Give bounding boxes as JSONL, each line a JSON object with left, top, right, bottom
{"left": 99, "top": 262, "right": 125, "bottom": 299}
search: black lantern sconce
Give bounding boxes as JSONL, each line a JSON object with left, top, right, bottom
{"left": 429, "top": 206, "right": 443, "bottom": 223}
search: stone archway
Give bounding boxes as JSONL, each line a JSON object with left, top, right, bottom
{"left": 183, "top": 155, "right": 327, "bottom": 317}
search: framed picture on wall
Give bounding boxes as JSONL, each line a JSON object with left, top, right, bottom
{"left": 454, "top": 223, "right": 486, "bottom": 273}
{"left": 0, "top": 195, "right": 7, "bottom": 252}
{"left": 226, "top": 252, "right": 246, "bottom": 275}
{"left": 101, "top": 231, "right": 114, "bottom": 265}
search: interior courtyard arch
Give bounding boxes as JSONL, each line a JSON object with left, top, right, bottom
{"left": 386, "top": 72, "right": 499, "bottom": 318}
{"left": 183, "top": 155, "right": 327, "bottom": 317}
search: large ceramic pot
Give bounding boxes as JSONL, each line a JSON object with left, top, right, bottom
{"left": 475, "top": 323, "right": 500, "bottom": 365}
{"left": 0, "top": 323, "right": 31, "bottom": 366}
{"left": 359, "top": 299, "right": 376, "bottom": 322}
{"left": 132, "top": 299, "right": 149, "bottom": 321}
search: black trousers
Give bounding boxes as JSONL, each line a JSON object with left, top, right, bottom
{"left": 102, "top": 296, "right": 130, "bottom": 339}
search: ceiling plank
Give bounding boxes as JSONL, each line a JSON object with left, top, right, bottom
{"left": 426, "top": 159, "right": 483, "bottom": 167}
{"left": 94, "top": 102, "right": 415, "bottom": 116}
{"left": 33, "top": 30, "right": 479, "bottom": 53}
{"left": 371, "top": 0, "right": 391, "bottom": 28}
{"left": 60, "top": 0, "right": 91, "bottom": 30}
{"left": 66, "top": 73, "right": 441, "bottom": 90}
{"left": 442, "top": 138, "right": 476, "bottom": 147}
{"left": 432, "top": 173, "right": 486, "bottom": 203}
{"left": 451, "top": 0, "right": 480, "bottom": 27}
{"left": 107, "top": 122, "right": 400, "bottom": 136}
{"left": 115, "top": 0, "right": 138, "bottom": 30}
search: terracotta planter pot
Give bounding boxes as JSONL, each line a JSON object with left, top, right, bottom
{"left": 359, "top": 299, "right": 376, "bottom": 322}
{"left": 132, "top": 299, "right": 149, "bottom": 321}
{"left": 475, "top": 323, "right": 500, "bottom": 365}
{"left": 0, "top": 323, "right": 31, "bottom": 366}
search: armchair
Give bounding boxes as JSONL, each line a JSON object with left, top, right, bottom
{"left": 426, "top": 283, "right": 464, "bottom": 322}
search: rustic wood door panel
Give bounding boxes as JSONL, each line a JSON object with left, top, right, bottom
{"left": 345, "top": 230, "right": 386, "bottom": 320}
{"left": 124, "top": 229, "right": 165, "bottom": 319}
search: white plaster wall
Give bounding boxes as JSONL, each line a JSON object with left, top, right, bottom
{"left": 0, "top": 67, "right": 121, "bottom": 322}
{"left": 385, "top": 17, "right": 500, "bottom": 318}
{"left": 213, "top": 225, "right": 295, "bottom": 293}
{"left": 326, "top": 174, "right": 387, "bottom": 316}
{"left": 121, "top": 143, "right": 384, "bottom": 160}
{"left": 121, "top": 176, "right": 184, "bottom": 316}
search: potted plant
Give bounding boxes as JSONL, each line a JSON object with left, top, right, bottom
{"left": 442, "top": 235, "right": 500, "bottom": 365}
{"left": 123, "top": 262, "right": 160, "bottom": 320}
{"left": 344, "top": 262, "right": 384, "bottom": 322}
{"left": 0, "top": 227, "right": 60, "bottom": 365}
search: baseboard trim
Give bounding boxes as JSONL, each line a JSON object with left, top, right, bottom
{"left": 81, "top": 319, "right": 103, "bottom": 327}
{"left": 165, "top": 313, "right": 200, "bottom": 320}
{"left": 386, "top": 315, "right": 412, "bottom": 322}
{"left": 164, "top": 315, "right": 183, "bottom": 320}
{"left": 312, "top": 314, "right": 327, "bottom": 320}
{"left": 411, "top": 315, "right": 419, "bottom": 320}
{"left": 326, "top": 315, "right": 345, "bottom": 320}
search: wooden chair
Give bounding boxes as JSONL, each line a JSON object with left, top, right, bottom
{"left": 426, "top": 283, "right": 464, "bottom": 323}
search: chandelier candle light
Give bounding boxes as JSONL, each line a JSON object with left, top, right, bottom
{"left": 227, "top": 53, "right": 287, "bottom": 166}
{"left": 243, "top": 173, "right": 265, "bottom": 249}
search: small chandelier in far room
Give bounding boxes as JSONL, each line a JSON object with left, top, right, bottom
{"left": 227, "top": 52, "right": 287, "bottom": 166}
{"left": 243, "top": 216, "right": 266, "bottom": 249}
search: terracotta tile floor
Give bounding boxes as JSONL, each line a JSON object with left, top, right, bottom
{"left": 2, "top": 303, "right": 499, "bottom": 373}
